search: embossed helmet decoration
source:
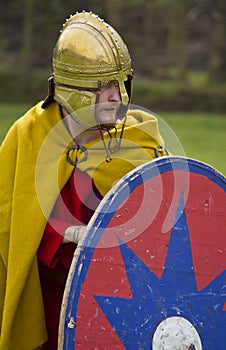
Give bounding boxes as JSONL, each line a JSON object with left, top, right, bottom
{"left": 51, "top": 11, "right": 133, "bottom": 129}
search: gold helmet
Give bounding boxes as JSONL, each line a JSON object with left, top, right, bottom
{"left": 51, "top": 11, "right": 133, "bottom": 129}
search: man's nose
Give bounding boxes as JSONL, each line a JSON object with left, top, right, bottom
{"left": 108, "top": 86, "right": 121, "bottom": 102}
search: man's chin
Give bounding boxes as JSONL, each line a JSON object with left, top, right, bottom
{"left": 99, "top": 122, "right": 116, "bottom": 131}
{"left": 96, "top": 113, "right": 118, "bottom": 130}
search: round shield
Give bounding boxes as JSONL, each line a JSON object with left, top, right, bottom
{"left": 58, "top": 156, "right": 226, "bottom": 350}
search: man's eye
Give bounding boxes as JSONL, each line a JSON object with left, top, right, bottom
{"left": 107, "top": 81, "right": 119, "bottom": 88}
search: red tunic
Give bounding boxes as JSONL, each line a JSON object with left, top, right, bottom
{"left": 37, "top": 169, "right": 102, "bottom": 349}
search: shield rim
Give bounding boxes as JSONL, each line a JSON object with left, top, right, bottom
{"left": 58, "top": 155, "right": 226, "bottom": 349}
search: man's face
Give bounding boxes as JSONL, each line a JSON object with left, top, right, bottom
{"left": 95, "top": 81, "right": 122, "bottom": 129}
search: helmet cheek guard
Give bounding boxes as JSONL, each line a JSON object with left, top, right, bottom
{"left": 54, "top": 85, "right": 97, "bottom": 129}
{"left": 47, "top": 11, "right": 133, "bottom": 128}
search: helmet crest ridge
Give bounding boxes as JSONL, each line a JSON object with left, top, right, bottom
{"left": 52, "top": 11, "right": 133, "bottom": 128}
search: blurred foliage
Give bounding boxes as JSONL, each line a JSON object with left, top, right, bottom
{"left": 133, "top": 78, "right": 226, "bottom": 112}
{"left": 0, "top": 0, "right": 226, "bottom": 111}
{"left": 1, "top": 68, "right": 225, "bottom": 113}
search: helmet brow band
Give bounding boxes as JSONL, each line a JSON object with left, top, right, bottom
{"left": 54, "top": 81, "right": 101, "bottom": 92}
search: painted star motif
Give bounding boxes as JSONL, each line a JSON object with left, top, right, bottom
{"left": 94, "top": 192, "right": 226, "bottom": 349}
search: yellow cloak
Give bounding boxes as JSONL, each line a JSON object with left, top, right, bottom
{"left": 0, "top": 102, "right": 166, "bottom": 349}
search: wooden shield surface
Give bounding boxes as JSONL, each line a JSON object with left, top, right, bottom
{"left": 58, "top": 156, "right": 226, "bottom": 350}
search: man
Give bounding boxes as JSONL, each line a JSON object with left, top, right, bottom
{"left": 0, "top": 11, "right": 167, "bottom": 350}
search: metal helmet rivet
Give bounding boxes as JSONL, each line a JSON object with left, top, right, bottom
{"left": 52, "top": 11, "right": 133, "bottom": 128}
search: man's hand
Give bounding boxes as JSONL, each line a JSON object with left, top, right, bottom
{"left": 62, "top": 225, "right": 88, "bottom": 244}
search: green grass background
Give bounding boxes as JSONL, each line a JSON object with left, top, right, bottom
{"left": 0, "top": 103, "right": 225, "bottom": 176}
{"left": 162, "top": 112, "right": 226, "bottom": 176}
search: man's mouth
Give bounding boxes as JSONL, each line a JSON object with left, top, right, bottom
{"left": 98, "top": 104, "right": 120, "bottom": 113}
